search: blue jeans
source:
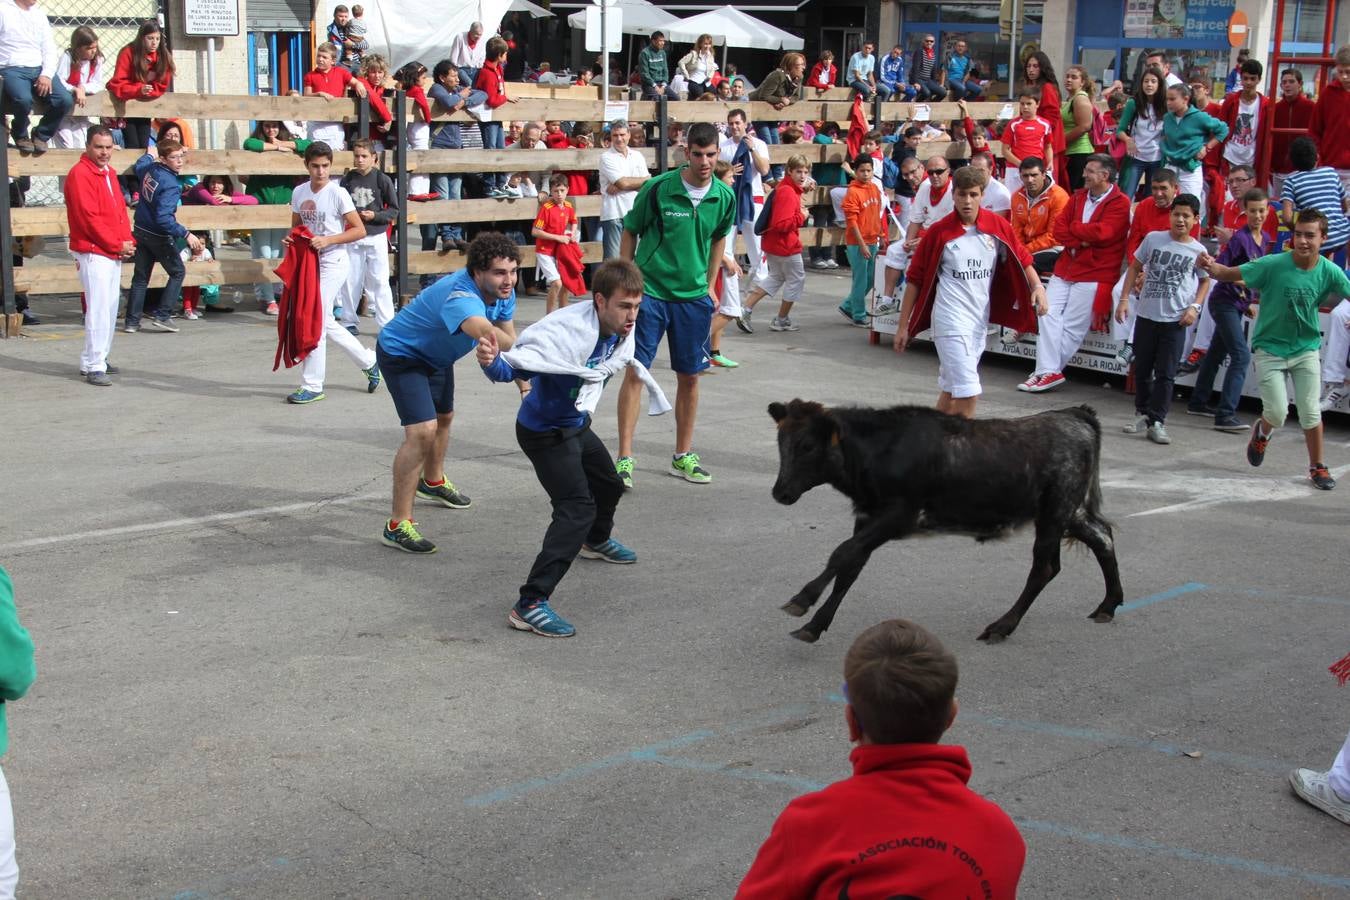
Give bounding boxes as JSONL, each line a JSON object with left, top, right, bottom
{"left": 479, "top": 121, "right": 505, "bottom": 190}
{"left": 431, "top": 174, "right": 464, "bottom": 243}
{"left": 601, "top": 219, "right": 624, "bottom": 260}
{"left": 127, "top": 227, "right": 185, "bottom": 326}
{"left": 1118, "top": 157, "right": 1163, "bottom": 202}
{"left": 0, "top": 65, "right": 73, "bottom": 142}
{"left": 251, "top": 227, "right": 285, "bottom": 304}
{"left": 458, "top": 67, "right": 479, "bottom": 93}
{"left": 914, "top": 78, "right": 945, "bottom": 101}
{"left": 947, "top": 78, "right": 982, "bottom": 100}
{"left": 1190, "top": 302, "right": 1251, "bottom": 419}
{"left": 754, "top": 123, "right": 784, "bottom": 182}
{"left": 878, "top": 80, "right": 917, "bottom": 101}
{"left": 643, "top": 83, "right": 679, "bottom": 100}
{"left": 849, "top": 79, "right": 880, "bottom": 99}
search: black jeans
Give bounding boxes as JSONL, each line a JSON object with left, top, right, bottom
{"left": 516, "top": 420, "right": 625, "bottom": 603}
{"left": 1132, "top": 316, "right": 1185, "bottom": 424}
{"left": 126, "top": 227, "right": 185, "bottom": 326}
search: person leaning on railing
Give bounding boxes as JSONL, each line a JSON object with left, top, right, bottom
{"left": 106, "top": 19, "right": 173, "bottom": 196}
{"left": 243, "top": 120, "right": 311, "bottom": 315}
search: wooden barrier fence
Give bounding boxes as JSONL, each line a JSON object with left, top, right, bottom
{"left": 2, "top": 86, "right": 1016, "bottom": 335}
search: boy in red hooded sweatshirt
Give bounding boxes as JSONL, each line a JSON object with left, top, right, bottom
{"left": 65, "top": 124, "right": 135, "bottom": 386}
{"left": 1310, "top": 45, "right": 1350, "bottom": 195}
{"left": 737, "top": 618, "right": 1025, "bottom": 899}
{"left": 739, "top": 154, "right": 811, "bottom": 333}
{"left": 475, "top": 36, "right": 516, "bottom": 196}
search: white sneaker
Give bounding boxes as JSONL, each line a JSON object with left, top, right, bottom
{"left": 770, "top": 316, "right": 800, "bottom": 332}
{"left": 1321, "top": 383, "right": 1348, "bottom": 412}
{"left": 873, "top": 297, "right": 899, "bottom": 317}
{"left": 1122, "top": 414, "right": 1148, "bottom": 434}
{"left": 1289, "top": 768, "right": 1350, "bottom": 825}
{"left": 1001, "top": 329, "right": 1022, "bottom": 345}
{"left": 1147, "top": 421, "right": 1171, "bottom": 444}
{"left": 826, "top": 259, "right": 840, "bottom": 268}
{"left": 812, "top": 259, "right": 832, "bottom": 269}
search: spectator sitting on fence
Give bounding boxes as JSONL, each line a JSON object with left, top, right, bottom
{"left": 326, "top": 6, "right": 357, "bottom": 73}
{"left": 449, "top": 21, "right": 486, "bottom": 89}
{"left": 638, "top": 31, "right": 677, "bottom": 100}
{"left": 427, "top": 61, "right": 485, "bottom": 255}
{"left": 345, "top": 5, "right": 368, "bottom": 72}
{"left": 474, "top": 35, "right": 515, "bottom": 197}
{"left": 303, "top": 42, "right": 368, "bottom": 150}
{"left": 909, "top": 33, "right": 944, "bottom": 101}
{"left": 879, "top": 45, "right": 917, "bottom": 103}
{"left": 944, "top": 39, "right": 982, "bottom": 101}
{"left": 243, "top": 121, "right": 310, "bottom": 315}
{"left": 807, "top": 50, "right": 835, "bottom": 95}
{"left": 107, "top": 19, "right": 173, "bottom": 204}
{"left": 847, "top": 40, "right": 888, "bottom": 102}
{"left": 0, "top": 0, "right": 75, "bottom": 155}
{"left": 358, "top": 55, "right": 394, "bottom": 143}
{"left": 677, "top": 34, "right": 718, "bottom": 99}
{"left": 54, "top": 25, "right": 103, "bottom": 149}
{"left": 395, "top": 61, "right": 434, "bottom": 199}
{"left": 186, "top": 174, "right": 258, "bottom": 207}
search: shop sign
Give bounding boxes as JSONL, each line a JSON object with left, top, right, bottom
{"left": 1124, "top": 0, "right": 1233, "bottom": 41}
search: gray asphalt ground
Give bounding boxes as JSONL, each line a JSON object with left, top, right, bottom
{"left": 2, "top": 266, "right": 1349, "bottom": 900}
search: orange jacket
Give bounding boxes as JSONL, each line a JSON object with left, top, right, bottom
{"left": 1010, "top": 182, "right": 1069, "bottom": 253}
{"left": 842, "top": 180, "right": 883, "bottom": 245}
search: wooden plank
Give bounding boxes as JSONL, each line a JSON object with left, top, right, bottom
{"left": 79, "top": 93, "right": 359, "bottom": 122}
{"left": 10, "top": 148, "right": 342, "bottom": 178}
{"left": 406, "top": 195, "right": 601, "bottom": 225}
{"left": 408, "top": 147, "right": 656, "bottom": 174}
{"left": 11, "top": 204, "right": 297, "bottom": 236}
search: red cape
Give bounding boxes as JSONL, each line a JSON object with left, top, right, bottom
{"left": 555, "top": 240, "right": 587, "bottom": 297}
{"left": 272, "top": 226, "right": 322, "bottom": 370}
{"left": 904, "top": 208, "right": 1038, "bottom": 335}
{"left": 845, "top": 94, "right": 870, "bottom": 160}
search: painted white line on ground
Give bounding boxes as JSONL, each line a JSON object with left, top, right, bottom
{"left": 0, "top": 492, "right": 386, "bottom": 553}
{"left": 1103, "top": 465, "right": 1350, "bottom": 517}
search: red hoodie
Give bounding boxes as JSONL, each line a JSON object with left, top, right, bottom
{"left": 106, "top": 46, "right": 171, "bottom": 101}
{"left": 905, "top": 207, "right": 1037, "bottom": 335}
{"left": 272, "top": 226, "right": 323, "bottom": 370}
{"left": 1310, "top": 80, "right": 1350, "bottom": 169}
{"left": 1052, "top": 186, "right": 1130, "bottom": 283}
{"left": 65, "top": 154, "right": 133, "bottom": 258}
{"left": 761, "top": 178, "right": 806, "bottom": 257}
{"left": 737, "top": 743, "right": 1025, "bottom": 900}
{"left": 475, "top": 59, "right": 508, "bottom": 109}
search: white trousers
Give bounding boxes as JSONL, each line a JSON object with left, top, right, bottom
{"left": 1109, "top": 270, "right": 1136, "bottom": 343}
{"left": 830, "top": 186, "right": 848, "bottom": 223}
{"left": 53, "top": 116, "right": 90, "bottom": 149}
{"left": 342, "top": 233, "right": 395, "bottom": 328}
{"left": 1332, "top": 724, "right": 1350, "bottom": 800}
{"left": 738, "top": 200, "right": 767, "bottom": 283}
{"left": 77, "top": 252, "right": 122, "bottom": 374}
{"left": 1322, "top": 299, "right": 1350, "bottom": 384}
{"left": 1167, "top": 165, "right": 1204, "bottom": 205}
{"left": 300, "top": 253, "right": 376, "bottom": 392}
{"left": 0, "top": 765, "right": 16, "bottom": 900}
{"left": 1035, "top": 277, "right": 1099, "bottom": 375}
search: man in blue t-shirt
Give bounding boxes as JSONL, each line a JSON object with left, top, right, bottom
{"left": 374, "top": 232, "right": 518, "bottom": 553}
{"left": 945, "top": 40, "right": 982, "bottom": 101}
{"left": 475, "top": 260, "right": 646, "bottom": 638}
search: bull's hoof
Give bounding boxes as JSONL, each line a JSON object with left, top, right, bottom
{"left": 782, "top": 600, "right": 808, "bottom": 618}
{"left": 789, "top": 626, "right": 820, "bottom": 643}
{"left": 1089, "top": 611, "right": 1115, "bottom": 623}
{"left": 977, "top": 623, "right": 1011, "bottom": 643}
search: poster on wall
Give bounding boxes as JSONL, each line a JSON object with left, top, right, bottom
{"left": 1123, "top": 0, "right": 1232, "bottom": 40}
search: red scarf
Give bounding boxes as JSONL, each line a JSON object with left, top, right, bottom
{"left": 67, "top": 60, "right": 82, "bottom": 87}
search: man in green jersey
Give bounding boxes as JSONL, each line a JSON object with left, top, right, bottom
{"left": 1199, "top": 208, "right": 1350, "bottom": 490}
{"left": 614, "top": 122, "right": 738, "bottom": 487}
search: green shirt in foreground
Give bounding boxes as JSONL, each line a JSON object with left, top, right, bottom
{"left": 0, "top": 566, "right": 37, "bottom": 758}
{"left": 1241, "top": 252, "right": 1350, "bottom": 357}
{"left": 622, "top": 167, "right": 737, "bottom": 302}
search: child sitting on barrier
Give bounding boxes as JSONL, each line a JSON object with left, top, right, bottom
{"left": 737, "top": 619, "right": 1026, "bottom": 899}
{"left": 185, "top": 175, "right": 259, "bottom": 207}
{"left": 303, "top": 42, "right": 368, "bottom": 150}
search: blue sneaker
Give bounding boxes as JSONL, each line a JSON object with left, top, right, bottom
{"left": 508, "top": 599, "right": 575, "bottom": 637}
{"left": 364, "top": 363, "right": 382, "bottom": 393}
{"left": 286, "top": 388, "right": 325, "bottom": 404}
{"left": 578, "top": 538, "right": 636, "bottom": 564}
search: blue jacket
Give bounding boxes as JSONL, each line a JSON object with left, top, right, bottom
{"left": 879, "top": 53, "right": 907, "bottom": 86}
{"left": 133, "top": 154, "right": 189, "bottom": 239}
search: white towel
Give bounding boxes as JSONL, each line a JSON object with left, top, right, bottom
{"left": 499, "top": 301, "right": 672, "bottom": 416}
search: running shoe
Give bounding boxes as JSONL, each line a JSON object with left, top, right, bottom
{"left": 825, "top": 258, "right": 840, "bottom": 268}
{"left": 1177, "top": 348, "right": 1206, "bottom": 374}
{"left": 1309, "top": 464, "right": 1336, "bottom": 491}
{"left": 578, "top": 538, "right": 637, "bottom": 564}
{"left": 615, "top": 456, "right": 634, "bottom": 490}
{"left": 1185, "top": 404, "right": 1218, "bottom": 417}
{"left": 346, "top": 324, "right": 360, "bottom": 337}
{"left": 837, "top": 305, "right": 854, "bottom": 323}
{"left": 770, "top": 316, "right": 800, "bottom": 332}
{"left": 709, "top": 352, "right": 740, "bottom": 368}
{"left": 286, "top": 388, "right": 325, "bottom": 404}
{"left": 1027, "top": 372, "right": 1065, "bottom": 393}
{"left": 671, "top": 452, "right": 712, "bottom": 484}
{"left": 1289, "top": 768, "right": 1350, "bottom": 824}
{"left": 1115, "top": 342, "right": 1134, "bottom": 365}
{"left": 1321, "top": 383, "right": 1349, "bottom": 412}
{"left": 417, "top": 478, "right": 472, "bottom": 508}
{"left": 183, "top": 309, "right": 200, "bottom": 320}
{"left": 509, "top": 599, "right": 575, "bottom": 637}
{"left": 86, "top": 371, "right": 112, "bottom": 387}
{"left": 1016, "top": 374, "right": 1044, "bottom": 392}
{"left": 123, "top": 324, "right": 139, "bottom": 333}
{"left": 735, "top": 309, "right": 753, "bottom": 334}
{"left": 872, "top": 298, "right": 899, "bottom": 317}
{"left": 147, "top": 317, "right": 179, "bottom": 333}
{"left": 1122, "top": 414, "right": 1148, "bottom": 434}
{"left": 1147, "top": 421, "right": 1171, "bottom": 445}
{"left": 811, "top": 258, "right": 832, "bottom": 269}
{"left": 382, "top": 519, "right": 437, "bottom": 553}
{"left": 364, "top": 363, "right": 382, "bottom": 393}
{"left": 1246, "top": 421, "right": 1269, "bottom": 467}
{"left": 1213, "top": 416, "right": 1248, "bottom": 433}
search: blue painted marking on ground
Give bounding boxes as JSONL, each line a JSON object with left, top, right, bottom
{"left": 1015, "top": 818, "right": 1350, "bottom": 890}
{"left": 1225, "top": 587, "right": 1350, "bottom": 607}
{"left": 1117, "top": 582, "right": 1209, "bottom": 613}
{"left": 637, "top": 753, "right": 828, "bottom": 793}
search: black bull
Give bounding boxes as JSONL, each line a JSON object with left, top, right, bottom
{"left": 768, "top": 400, "right": 1124, "bottom": 643}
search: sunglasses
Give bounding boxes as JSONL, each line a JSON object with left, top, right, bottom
{"left": 928, "top": 168, "right": 949, "bottom": 175}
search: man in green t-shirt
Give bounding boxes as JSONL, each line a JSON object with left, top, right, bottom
{"left": 1199, "top": 208, "right": 1350, "bottom": 490}
{"left": 615, "top": 122, "right": 738, "bottom": 488}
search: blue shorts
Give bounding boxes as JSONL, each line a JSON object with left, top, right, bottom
{"left": 377, "top": 343, "right": 455, "bottom": 426}
{"left": 633, "top": 294, "right": 714, "bottom": 375}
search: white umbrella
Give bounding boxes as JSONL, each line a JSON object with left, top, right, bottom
{"left": 566, "top": 0, "right": 675, "bottom": 36}
{"left": 662, "top": 6, "right": 804, "bottom": 72}
{"left": 508, "top": 0, "right": 553, "bottom": 17}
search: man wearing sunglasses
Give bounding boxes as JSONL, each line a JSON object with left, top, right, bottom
{"left": 910, "top": 35, "right": 944, "bottom": 102}
{"left": 902, "top": 156, "right": 956, "bottom": 256}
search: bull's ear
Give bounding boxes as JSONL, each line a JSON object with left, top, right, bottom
{"left": 768, "top": 402, "right": 788, "bottom": 422}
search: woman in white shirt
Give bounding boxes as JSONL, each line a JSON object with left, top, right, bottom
{"left": 54, "top": 26, "right": 104, "bottom": 149}
{"left": 1115, "top": 66, "right": 1167, "bottom": 201}
{"left": 678, "top": 34, "right": 718, "bottom": 99}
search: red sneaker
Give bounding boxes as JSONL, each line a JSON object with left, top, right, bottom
{"left": 1017, "top": 374, "right": 1044, "bottom": 392}
{"left": 1027, "top": 372, "right": 1065, "bottom": 393}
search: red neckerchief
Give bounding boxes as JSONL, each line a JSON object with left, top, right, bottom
{"left": 924, "top": 47, "right": 935, "bottom": 61}
{"left": 467, "top": 36, "right": 479, "bottom": 48}
{"left": 929, "top": 177, "right": 950, "bottom": 203}
{"left": 68, "top": 60, "right": 82, "bottom": 87}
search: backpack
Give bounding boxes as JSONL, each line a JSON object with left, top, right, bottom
{"left": 1089, "top": 104, "right": 1111, "bottom": 151}
{"left": 753, "top": 188, "right": 776, "bottom": 236}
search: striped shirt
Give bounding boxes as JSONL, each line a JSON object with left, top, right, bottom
{"left": 1281, "top": 167, "right": 1350, "bottom": 249}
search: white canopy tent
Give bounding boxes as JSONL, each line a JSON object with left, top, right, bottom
{"left": 329, "top": 0, "right": 512, "bottom": 71}
{"left": 509, "top": 0, "right": 553, "bottom": 17}
{"left": 565, "top": 0, "right": 675, "bottom": 37}
{"left": 663, "top": 5, "right": 804, "bottom": 71}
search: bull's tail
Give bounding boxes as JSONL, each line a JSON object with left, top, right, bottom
{"left": 1069, "top": 405, "right": 1108, "bottom": 523}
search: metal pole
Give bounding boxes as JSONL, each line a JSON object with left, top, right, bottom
{"left": 393, "top": 90, "right": 409, "bottom": 303}
{"left": 0, "top": 75, "right": 16, "bottom": 321}
{"left": 601, "top": 0, "right": 610, "bottom": 98}
{"left": 656, "top": 95, "right": 669, "bottom": 172}
{"left": 1008, "top": 0, "right": 1019, "bottom": 101}
{"left": 358, "top": 92, "right": 370, "bottom": 145}
{"left": 206, "top": 37, "right": 218, "bottom": 148}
